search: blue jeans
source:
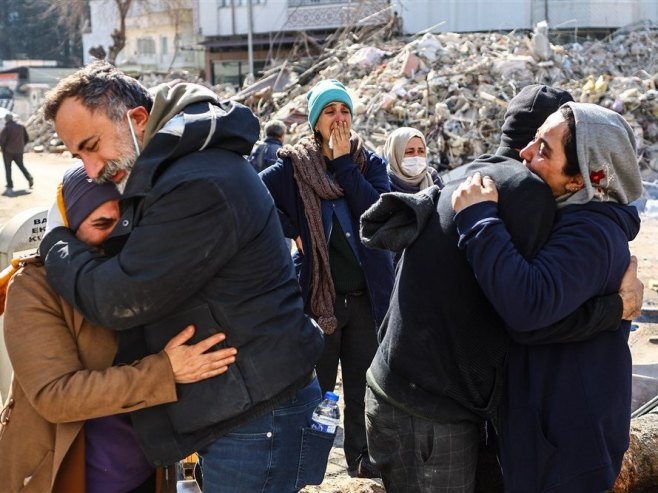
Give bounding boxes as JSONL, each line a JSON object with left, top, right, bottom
{"left": 198, "top": 378, "right": 333, "bottom": 493}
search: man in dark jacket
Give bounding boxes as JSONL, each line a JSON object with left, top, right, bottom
{"left": 248, "top": 118, "right": 286, "bottom": 172}
{"left": 0, "top": 113, "right": 33, "bottom": 190}
{"left": 38, "top": 61, "right": 329, "bottom": 493}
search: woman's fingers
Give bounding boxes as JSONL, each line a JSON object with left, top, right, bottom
{"left": 191, "top": 331, "right": 227, "bottom": 354}
{"left": 197, "top": 350, "right": 238, "bottom": 378}
{"left": 451, "top": 173, "right": 499, "bottom": 212}
{"left": 169, "top": 345, "right": 238, "bottom": 383}
{"left": 164, "top": 324, "right": 196, "bottom": 350}
{"left": 482, "top": 175, "right": 495, "bottom": 192}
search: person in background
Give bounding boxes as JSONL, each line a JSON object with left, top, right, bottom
{"left": 260, "top": 79, "right": 394, "bottom": 478}
{"left": 0, "top": 164, "right": 236, "bottom": 493}
{"left": 248, "top": 118, "right": 286, "bottom": 172}
{"left": 383, "top": 126, "right": 443, "bottom": 193}
{"left": 38, "top": 61, "right": 327, "bottom": 493}
{"left": 453, "top": 102, "right": 643, "bottom": 492}
{"left": 0, "top": 113, "right": 33, "bottom": 190}
{"left": 381, "top": 126, "right": 444, "bottom": 266}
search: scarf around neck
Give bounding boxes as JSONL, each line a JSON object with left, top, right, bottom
{"left": 278, "top": 132, "right": 367, "bottom": 334}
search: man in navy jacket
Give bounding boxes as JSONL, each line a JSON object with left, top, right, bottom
{"left": 38, "top": 61, "right": 329, "bottom": 492}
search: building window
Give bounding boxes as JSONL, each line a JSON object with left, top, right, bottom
{"left": 212, "top": 60, "right": 267, "bottom": 87}
{"left": 137, "top": 38, "right": 156, "bottom": 56}
{"left": 161, "top": 36, "right": 168, "bottom": 56}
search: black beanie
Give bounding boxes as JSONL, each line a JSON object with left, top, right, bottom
{"left": 500, "top": 84, "right": 574, "bottom": 150}
{"left": 62, "top": 164, "right": 121, "bottom": 232}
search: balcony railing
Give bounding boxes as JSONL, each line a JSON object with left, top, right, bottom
{"left": 286, "top": 0, "right": 389, "bottom": 30}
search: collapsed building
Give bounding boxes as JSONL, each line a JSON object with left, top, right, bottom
{"left": 27, "top": 21, "right": 657, "bottom": 179}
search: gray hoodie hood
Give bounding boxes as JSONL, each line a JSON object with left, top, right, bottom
{"left": 557, "top": 102, "right": 643, "bottom": 208}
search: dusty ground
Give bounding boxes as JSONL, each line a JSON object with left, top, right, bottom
{"left": 629, "top": 213, "right": 658, "bottom": 366}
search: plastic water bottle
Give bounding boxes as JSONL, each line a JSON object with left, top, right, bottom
{"left": 311, "top": 391, "right": 340, "bottom": 434}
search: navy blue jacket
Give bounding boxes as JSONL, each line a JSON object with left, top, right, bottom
{"left": 247, "top": 136, "right": 282, "bottom": 172}
{"left": 456, "top": 200, "right": 640, "bottom": 492}
{"left": 260, "top": 149, "right": 394, "bottom": 327}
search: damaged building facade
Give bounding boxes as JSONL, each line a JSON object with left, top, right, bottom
{"left": 82, "top": 0, "right": 657, "bottom": 86}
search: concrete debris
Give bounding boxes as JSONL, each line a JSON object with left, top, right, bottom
{"left": 234, "top": 20, "right": 658, "bottom": 175}
{"left": 25, "top": 22, "right": 657, "bottom": 177}
{"left": 613, "top": 412, "right": 658, "bottom": 492}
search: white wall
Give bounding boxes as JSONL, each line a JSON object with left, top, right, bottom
{"left": 199, "top": 0, "right": 388, "bottom": 37}
{"left": 198, "top": 0, "right": 289, "bottom": 37}
{"left": 82, "top": 0, "right": 120, "bottom": 64}
{"left": 391, "top": 0, "right": 530, "bottom": 34}
{"left": 392, "top": 0, "right": 656, "bottom": 34}
{"left": 547, "top": 0, "right": 657, "bottom": 28}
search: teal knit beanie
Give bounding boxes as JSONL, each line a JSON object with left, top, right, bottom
{"left": 307, "top": 79, "right": 353, "bottom": 130}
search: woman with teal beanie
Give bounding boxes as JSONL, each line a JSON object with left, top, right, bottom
{"left": 260, "top": 79, "right": 394, "bottom": 477}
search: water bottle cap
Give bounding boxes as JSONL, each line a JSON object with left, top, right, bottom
{"left": 324, "top": 391, "right": 339, "bottom": 402}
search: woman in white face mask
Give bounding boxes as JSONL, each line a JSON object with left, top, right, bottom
{"left": 383, "top": 127, "right": 443, "bottom": 193}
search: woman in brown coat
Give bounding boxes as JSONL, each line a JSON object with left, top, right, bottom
{"left": 0, "top": 165, "right": 237, "bottom": 492}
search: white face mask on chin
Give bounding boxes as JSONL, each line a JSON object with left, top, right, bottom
{"left": 401, "top": 156, "right": 427, "bottom": 176}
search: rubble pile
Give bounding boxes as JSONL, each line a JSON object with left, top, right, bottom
{"left": 234, "top": 20, "right": 657, "bottom": 174}
{"left": 26, "top": 21, "right": 657, "bottom": 176}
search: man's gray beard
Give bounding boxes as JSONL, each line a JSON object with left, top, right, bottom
{"left": 94, "top": 151, "right": 136, "bottom": 192}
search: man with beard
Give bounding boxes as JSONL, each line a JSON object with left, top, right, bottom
{"left": 38, "top": 61, "right": 330, "bottom": 493}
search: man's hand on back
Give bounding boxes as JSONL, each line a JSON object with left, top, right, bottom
{"left": 619, "top": 255, "right": 643, "bottom": 320}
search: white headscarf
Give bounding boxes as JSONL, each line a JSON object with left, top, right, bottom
{"left": 383, "top": 127, "right": 434, "bottom": 189}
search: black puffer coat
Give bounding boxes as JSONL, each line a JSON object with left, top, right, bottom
{"left": 40, "top": 92, "right": 323, "bottom": 465}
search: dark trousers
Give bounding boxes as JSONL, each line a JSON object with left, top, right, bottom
{"left": 365, "top": 388, "right": 480, "bottom": 493}
{"left": 3, "top": 151, "right": 31, "bottom": 188}
{"left": 315, "top": 291, "right": 378, "bottom": 470}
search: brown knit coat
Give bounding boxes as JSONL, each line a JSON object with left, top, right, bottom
{"left": 0, "top": 260, "right": 178, "bottom": 492}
